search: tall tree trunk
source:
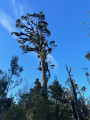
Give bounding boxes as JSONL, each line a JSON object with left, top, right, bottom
{"left": 71, "top": 100, "right": 78, "bottom": 120}
{"left": 70, "top": 79, "right": 84, "bottom": 120}
{"left": 40, "top": 56, "right": 47, "bottom": 95}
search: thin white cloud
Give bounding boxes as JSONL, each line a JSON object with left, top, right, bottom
{"left": 11, "top": 0, "right": 33, "bottom": 18}
{"left": 0, "top": 9, "right": 15, "bottom": 33}
{"left": 29, "top": 52, "right": 38, "bottom": 59}
{"left": 0, "top": 18, "right": 13, "bottom": 33}
{"left": 29, "top": 52, "right": 58, "bottom": 71}
{"left": 11, "top": 0, "right": 25, "bottom": 18}
{"left": 19, "top": 4, "right": 24, "bottom": 17}
{"left": 47, "top": 54, "right": 58, "bottom": 69}
{"left": 11, "top": 0, "right": 19, "bottom": 18}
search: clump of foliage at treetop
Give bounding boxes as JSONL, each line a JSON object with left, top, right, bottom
{"left": 0, "top": 12, "right": 90, "bottom": 120}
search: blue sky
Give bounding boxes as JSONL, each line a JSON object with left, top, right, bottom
{"left": 0, "top": 0, "right": 90, "bottom": 97}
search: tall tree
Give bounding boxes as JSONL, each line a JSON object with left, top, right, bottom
{"left": 19, "top": 78, "right": 50, "bottom": 120}
{"left": 0, "top": 70, "right": 11, "bottom": 119}
{"left": 11, "top": 12, "right": 56, "bottom": 95}
{"left": 48, "top": 77, "right": 72, "bottom": 120}
{"left": 66, "top": 66, "right": 89, "bottom": 120}
{"left": 0, "top": 56, "right": 23, "bottom": 119}
{"left": 66, "top": 66, "right": 79, "bottom": 120}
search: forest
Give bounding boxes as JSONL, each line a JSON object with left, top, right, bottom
{"left": 0, "top": 11, "right": 90, "bottom": 120}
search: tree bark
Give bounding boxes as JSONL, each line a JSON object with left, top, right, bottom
{"left": 40, "top": 56, "right": 47, "bottom": 95}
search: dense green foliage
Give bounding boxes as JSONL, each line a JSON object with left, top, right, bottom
{"left": 0, "top": 75, "right": 90, "bottom": 120}
{"left": 1, "top": 104, "right": 26, "bottom": 120}
{"left": 0, "top": 70, "right": 12, "bottom": 119}
{"left": 0, "top": 56, "right": 23, "bottom": 119}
